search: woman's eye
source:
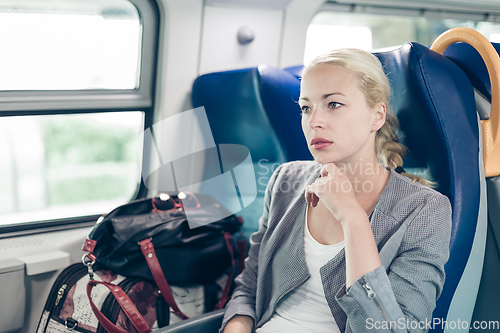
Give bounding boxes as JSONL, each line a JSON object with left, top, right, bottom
{"left": 328, "top": 102, "right": 343, "bottom": 109}
{"left": 300, "top": 105, "right": 311, "bottom": 114}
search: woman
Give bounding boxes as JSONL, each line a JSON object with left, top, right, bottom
{"left": 221, "top": 49, "right": 452, "bottom": 333}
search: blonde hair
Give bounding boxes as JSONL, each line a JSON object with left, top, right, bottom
{"left": 303, "top": 49, "right": 434, "bottom": 187}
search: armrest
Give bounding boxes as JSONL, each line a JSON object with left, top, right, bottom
{"left": 156, "top": 309, "right": 225, "bottom": 333}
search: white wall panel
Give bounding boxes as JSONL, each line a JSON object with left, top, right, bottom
{"left": 199, "top": 6, "right": 283, "bottom": 74}
{"left": 280, "top": 0, "right": 324, "bottom": 68}
{"left": 155, "top": 0, "right": 204, "bottom": 119}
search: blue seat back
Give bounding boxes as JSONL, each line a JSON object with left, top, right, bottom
{"left": 283, "top": 64, "right": 303, "bottom": 79}
{"left": 443, "top": 42, "right": 500, "bottom": 101}
{"left": 192, "top": 66, "right": 311, "bottom": 239}
{"left": 373, "top": 43, "right": 481, "bottom": 332}
{"left": 192, "top": 67, "right": 283, "bottom": 163}
{"left": 192, "top": 66, "right": 311, "bottom": 163}
{"left": 442, "top": 41, "right": 500, "bottom": 329}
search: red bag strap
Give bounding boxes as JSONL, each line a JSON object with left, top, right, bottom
{"left": 214, "top": 232, "right": 235, "bottom": 310}
{"left": 86, "top": 280, "right": 151, "bottom": 333}
{"left": 139, "top": 231, "right": 236, "bottom": 316}
{"left": 139, "top": 239, "right": 189, "bottom": 320}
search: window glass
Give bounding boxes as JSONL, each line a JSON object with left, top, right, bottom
{"left": 305, "top": 8, "right": 500, "bottom": 64}
{"left": 0, "top": 0, "right": 141, "bottom": 90}
{"left": 0, "top": 112, "right": 144, "bottom": 226}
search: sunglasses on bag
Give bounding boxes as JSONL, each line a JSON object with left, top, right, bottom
{"left": 152, "top": 191, "right": 201, "bottom": 212}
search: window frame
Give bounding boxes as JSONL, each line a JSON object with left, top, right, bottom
{"left": 0, "top": 0, "right": 159, "bottom": 235}
{"left": 305, "top": 2, "right": 500, "bottom": 62}
{"left": 0, "top": 0, "right": 158, "bottom": 115}
{"left": 321, "top": 1, "right": 500, "bottom": 20}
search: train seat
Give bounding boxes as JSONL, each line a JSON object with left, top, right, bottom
{"left": 288, "top": 48, "right": 485, "bottom": 331}
{"left": 285, "top": 47, "right": 485, "bottom": 332}
{"left": 443, "top": 41, "right": 500, "bottom": 331}
{"left": 282, "top": 64, "right": 303, "bottom": 79}
{"left": 373, "top": 42, "right": 484, "bottom": 333}
{"left": 166, "top": 41, "right": 484, "bottom": 333}
{"left": 191, "top": 65, "right": 311, "bottom": 240}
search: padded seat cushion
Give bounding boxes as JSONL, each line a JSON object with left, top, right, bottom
{"left": 375, "top": 42, "right": 480, "bottom": 330}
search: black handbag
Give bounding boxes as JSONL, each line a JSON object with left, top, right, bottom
{"left": 81, "top": 192, "right": 243, "bottom": 333}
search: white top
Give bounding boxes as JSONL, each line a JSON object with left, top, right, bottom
{"left": 256, "top": 208, "right": 344, "bottom": 333}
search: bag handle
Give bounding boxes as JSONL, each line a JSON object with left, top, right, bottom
{"left": 139, "top": 238, "right": 189, "bottom": 320}
{"left": 139, "top": 233, "right": 236, "bottom": 315}
{"left": 86, "top": 280, "right": 151, "bottom": 333}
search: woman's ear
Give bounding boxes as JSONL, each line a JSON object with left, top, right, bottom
{"left": 372, "top": 103, "right": 386, "bottom": 132}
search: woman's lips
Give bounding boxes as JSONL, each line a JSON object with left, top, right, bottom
{"left": 311, "top": 138, "right": 332, "bottom": 150}
{"left": 311, "top": 142, "right": 332, "bottom": 149}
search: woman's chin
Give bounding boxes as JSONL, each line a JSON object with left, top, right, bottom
{"left": 314, "top": 156, "right": 336, "bottom": 165}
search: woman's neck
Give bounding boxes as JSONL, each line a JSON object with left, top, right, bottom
{"left": 336, "top": 159, "right": 390, "bottom": 215}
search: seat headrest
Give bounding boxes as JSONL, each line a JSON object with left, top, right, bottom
{"left": 192, "top": 67, "right": 283, "bottom": 163}
{"left": 374, "top": 42, "right": 480, "bottom": 327}
{"left": 192, "top": 66, "right": 312, "bottom": 163}
{"left": 257, "top": 65, "right": 311, "bottom": 161}
{"left": 283, "top": 65, "right": 304, "bottom": 79}
{"left": 443, "top": 42, "right": 500, "bottom": 101}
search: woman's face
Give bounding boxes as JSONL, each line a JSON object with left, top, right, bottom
{"left": 300, "top": 64, "right": 386, "bottom": 165}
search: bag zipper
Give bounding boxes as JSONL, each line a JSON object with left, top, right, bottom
{"left": 36, "top": 263, "right": 88, "bottom": 332}
{"left": 53, "top": 264, "right": 89, "bottom": 314}
{"left": 361, "top": 277, "right": 396, "bottom": 333}
{"left": 49, "top": 317, "right": 96, "bottom": 333}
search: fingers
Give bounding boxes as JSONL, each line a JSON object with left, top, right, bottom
{"left": 320, "top": 163, "right": 342, "bottom": 178}
{"left": 305, "top": 185, "right": 314, "bottom": 205}
{"left": 306, "top": 164, "right": 351, "bottom": 208}
{"left": 305, "top": 185, "right": 318, "bottom": 207}
{"left": 305, "top": 190, "right": 319, "bottom": 207}
{"left": 305, "top": 179, "right": 326, "bottom": 208}
{"left": 320, "top": 164, "right": 330, "bottom": 178}
{"left": 305, "top": 187, "right": 311, "bottom": 203}
{"left": 312, "top": 193, "right": 319, "bottom": 207}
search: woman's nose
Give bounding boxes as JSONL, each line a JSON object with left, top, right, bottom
{"left": 308, "top": 107, "right": 325, "bottom": 128}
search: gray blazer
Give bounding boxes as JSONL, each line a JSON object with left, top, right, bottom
{"left": 221, "top": 161, "right": 452, "bottom": 333}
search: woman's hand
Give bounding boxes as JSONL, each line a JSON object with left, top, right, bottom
{"left": 306, "top": 163, "right": 383, "bottom": 286}
{"left": 223, "top": 315, "right": 254, "bottom": 333}
{"left": 305, "top": 163, "right": 363, "bottom": 223}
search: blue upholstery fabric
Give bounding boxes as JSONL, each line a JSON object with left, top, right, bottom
{"left": 192, "top": 67, "right": 312, "bottom": 240}
{"left": 442, "top": 41, "right": 500, "bottom": 331}
{"left": 283, "top": 64, "right": 304, "bottom": 79}
{"left": 191, "top": 42, "right": 480, "bottom": 333}
{"left": 257, "top": 65, "right": 311, "bottom": 161}
{"left": 443, "top": 42, "right": 500, "bottom": 101}
{"left": 192, "top": 66, "right": 311, "bottom": 163}
{"left": 192, "top": 67, "right": 283, "bottom": 163}
{"left": 373, "top": 43, "right": 480, "bottom": 332}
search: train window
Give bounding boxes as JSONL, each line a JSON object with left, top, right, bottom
{"left": 305, "top": 3, "right": 500, "bottom": 63}
{"left": 0, "top": 0, "right": 141, "bottom": 91}
{"left": 0, "top": 112, "right": 143, "bottom": 227}
{"left": 0, "top": 0, "right": 158, "bottom": 231}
